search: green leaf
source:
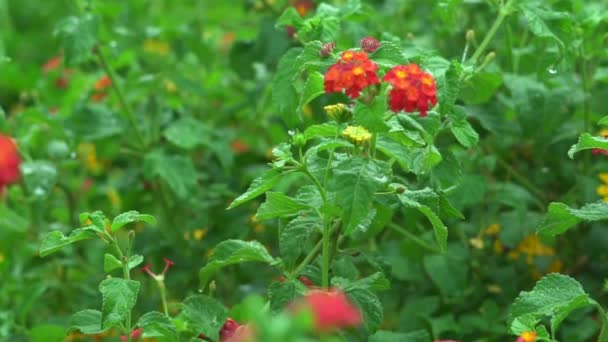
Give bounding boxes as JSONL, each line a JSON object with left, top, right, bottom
{"left": 460, "top": 72, "right": 503, "bottom": 104}
{"left": 180, "top": 295, "right": 227, "bottom": 341}
{"left": 137, "top": 312, "right": 177, "bottom": 341}
{"left": 272, "top": 48, "right": 302, "bottom": 126}
{"left": 370, "top": 330, "right": 430, "bottom": 342}
{"left": 54, "top": 14, "right": 98, "bottom": 65}
{"left": 598, "top": 115, "right": 608, "bottom": 126}
{"left": 450, "top": 118, "right": 479, "bottom": 148}
{"left": 163, "top": 117, "right": 211, "bottom": 150}
{"left": 353, "top": 96, "right": 389, "bottom": 133}
{"left": 438, "top": 60, "right": 463, "bottom": 115}
{"left": 276, "top": 7, "right": 304, "bottom": 29}
{"left": 68, "top": 310, "right": 106, "bottom": 334}
{"left": 99, "top": 278, "right": 140, "bottom": 329}
{"left": 300, "top": 71, "right": 324, "bottom": 108}
{"left": 257, "top": 192, "right": 310, "bottom": 220}
{"left": 268, "top": 280, "right": 303, "bottom": 313}
{"left": 371, "top": 41, "right": 407, "bottom": 67}
{"left": 29, "top": 324, "right": 66, "bottom": 342}
{"left": 111, "top": 211, "right": 156, "bottom": 232}
{"left": 399, "top": 194, "right": 448, "bottom": 252}
{"left": 20, "top": 161, "right": 58, "bottom": 199}
{"left": 199, "top": 240, "right": 276, "bottom": 289}
{"left": 304, "top": 123, "right": 339, "bottom": 140}
{"left": 143, "top": 150, "right": 198, "bottom": 199}
{"left": 412, "top": 145, "right": 443, "bottom": 175}
{"left": 39, "top": 229, "right": 97, "bottom": 257}
{"left": 330, "top": 157, "right": 391, "bottom": 235}
{"left": 537, "top": 202, "right": 608, "bottom": 237}
{"left": 509, "top": 274, "right": 594, "bottom": 335}
{"left": 519, "top": 4, "right": 564, "bottom": 49}
{"left": 64, "top": 104, "right": 125, "bottom": 140}
{"left": 280, "top": 214, "right": 321, "bottom": 267}
{"left": 568, "top": 133, "right": 608, "bottom": 158}
{"left": 423, "top": 252, "right": 468, "bottom": 297}
{"left": 103, "top": 254, "right": 122, "bottom": 273}
{"left": 341, "top": 284, "right": 383, "bottom": 333}
{"left": 228, "top": 168, "right": 284, "bottom": 209}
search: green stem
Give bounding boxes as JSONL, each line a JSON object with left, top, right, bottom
{"left": 158, "top": 281, "right": 169, "bottom": 316}
{"left": 582, "top": 57, "right": 592, "bottom": 174}
{"left": 111, "top": 237, "right": 132, "bottom": 341}
{"left": 321, "top": 216, "right": 331, "bottom": 288}
{"left": 389, "top": 223, "right": 440, "bottom": 253}
{"left": 469, "top": 0, "right": 514, "bottom": 64}
{"left": 291, "top": 239, "right": 323, "bottom": 276}
{"left": 596, "top": 303, "right": 608, "bottom": 342}
{"left": 96, "top": 47, "right": 146, "bottom": 151}
{"left": 370, "top": 132, "right": 377, "bottom": 158}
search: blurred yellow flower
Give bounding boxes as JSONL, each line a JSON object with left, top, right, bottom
{"left": 107, "top": 188, "right": 122, "bottom": 211}
{"left": 78, "top": 143, "right": 104, "bottom": 174}
{"left": 469, "top": 237, "right": 484, "bottom": 250}
{"left": 598, "top": 173, "right": 608, "bottom": 201}
{"left": 303, "top": 104, "right": 313, "bottom": 117}
{"left": 0, "top": 252, "right": 4, "bottom": 264}
{"left": 143, "top": 39, "right": 170, "bottom": 56}
{"left": 164, "top": 79, "right": 177, "bottom": 93}
{"left": 508, "top": 235, "right": 554, "bottom": 264}
{"left": 205, "top": 248, "right": 214, "bottom": 258}
{"left": 193, "top": 228, "right": 207, "bottom": 241}
{"left": 483, "top": 223, "right": 500, "bottom": 235}
{"left": 342, "top": 125, "right": 371, "bottom": 144}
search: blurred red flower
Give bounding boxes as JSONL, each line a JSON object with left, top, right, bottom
{"left": 383, "top": 64, "right": 437, "bottom": 117}
{"left": 120, "top": 328, "right": 143, "bottom": 341}
{"left": 293, "top": 0, "right": 314, "bottom": 17}
{"left": 42, "top": 56, "right": 62, "bottom": 73}
{"left": 324, "top": 50, "right": 379, "bottom": 99}
{"left": 0, "top": 134, "right": 21, "bottom": 195}
{"left": 94, "top": 75, "right": 112, "bottom": 91}
{"left": 299, "top": 288, "right": 362, "bottom": 331}
{"left": 516, "top": 331, "right": 536, "bottom": 342}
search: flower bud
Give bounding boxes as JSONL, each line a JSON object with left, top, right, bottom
{"left": 360, "top": 36, "right": 380, "bottom": 53}
{"left": 483, "top": 51, "right": 496, "bottom": 65}
{"left": 293, "top": 133, "right": 306, "bottom": 146}
{"left": 466, "top": 29, "right": 475, "bottom": 43}
{"left": 342, "top": 125, "right": 371, "bottom": 144}
{"left": 319, "top": 42, "right": 335, "bottom": 57}
{"left": 324, "top": 103, "right": 351, "bottom": 122}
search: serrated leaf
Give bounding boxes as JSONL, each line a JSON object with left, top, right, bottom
{"left": 163, "top": 117, "right": 210, "bottom": 150}
{"left": 257, "top": 192, "right": 310, "bottom": 220}
{"left": 353, "top": 96, "right": 389, "bottom": 133}
{"left": 199, "top": 240, "right": 276, "bottom": 289}
{"left": 228, "top": 168, "right": 283, "bottom": 209}
{"left": 537, "top": 201, "right": 608, "bottom": 237}
{"left": 55, "top": 14, "right": 98, "bottom": 65}
{"left": 111, "top": 211, "right": 156, "bottom": 232}
{"left": 345, "top": 287, "right": 383, "bottom": 333}
{"left": 272, "top": 48, "right": 301, "bottom": 126}
{"left": 300, "top": 71, "right": 324, "bottom": 108}
{"left": 330, "top": 157, "right": 391, "bottom": 235}
{"left": 103, "top": 254, "right": 122, "bottom": 273}
{"left": 67, "top": 310, "right": 106, "bottom": 334}
{"left": 304, "top": 123, "right": 339, "bottom": 140}
{"left": 39, "top": 229, "right": 97, "bottom": 257}
{"left": 268, "top": 280, "right": 303, "bottom": 313}
{"left": 276, "top": 7, "right": 304, "bottom": 29}
{"left": 280, "top": 214, "right": 321, "bottom": 267}
{"left": 399, "top": 194, "right": 448, "bottom": 252}
{"left": 438, "top": 60, "right": 463, "bottom": 115}
{"left": 180, "top": 295, "right": 227, "bottom": 341}
{"left": 371, "top": 41, "right": 407, "bottom": 67}
{"left": 143, "top": 150, "right": 198, "bottom": 199}
{"left": 137, "top": 312, "right": 177, "bottom": 341}
{"left": 450, "top": 118, "right": 479, "bottom": 148}
{"left": 460, "top": 72, "right": 503, "bottom": 104}
{"left": 99, "top": 278, "right": 140, "bottom": 329}
{"left": 568, "top": 133, "right": 608, "bottom": 158}
{"left": 509, "top": 273, "right": 594, "bottom": 334}
{"left": 80, "top": 211, "right": 107, "bottom": 230}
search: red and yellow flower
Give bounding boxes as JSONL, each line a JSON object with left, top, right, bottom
{"left": 383, "top": 64, "right": 437, "bottom": 117}
{"left": 0, "top": 134, "right": 21, "bottom": 195}
{"left": 324, "top": 50, "right": 379, "bottom": 99}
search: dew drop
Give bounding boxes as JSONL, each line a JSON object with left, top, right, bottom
{"left": 547, "top": 66, "right": 557, "bottom": 75}
{"left": 33, "top": 187, "right": 46, "bottom": 196}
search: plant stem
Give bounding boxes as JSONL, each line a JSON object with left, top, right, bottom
{"left": 291, "top": 239, "right": 322, "bottom": 276}
{"left": 469, "top": 0, "right": 514, "bottom": 64}
{"left": 111, "top": 237, "right": 132, "bottom": 342}
{"left": 581, "top": 56, "right": 592, "bottom": 174}
{"left": 96, "top": 47, "right": 147, "bottom": 151}
{"left": 389, "top": 223, "right": 440, "bottom": 253}
{"left": 158, "top": 281, "right": 169, "bottom": 316}
{"left": 370, "top": 132, "right": 377, "bottom": 158}
{"left": 321, "top": 215, "right": 331, "bottom": 288}
{"left": 595, "top": 303, "right": 608, "bottom": 342}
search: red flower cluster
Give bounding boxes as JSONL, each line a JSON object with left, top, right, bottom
{"left": 298, "top": 289, "right": 362, "bottom": 331}
{"left": 360, "top": 36, "right": 380, "bottom": 53}
{"left": 42, "top": 55, "right": 73, "bottom": 90}
{"left": 0, "top": 134, "right": 21, "bottom": 195}
{"left": 319, "top": 42, "right": 336, "bottom": 57}
{"left": 383, "top": 64, "right": 437, "bottom": 117}
{"left": 92, "top": 75, "right": 112, "bottom": 102}
{"left": 199, "top": 318, "right": 253, "bottom": 342}
{"left": 324, "top": 50, "right": 379, "bottom": 99}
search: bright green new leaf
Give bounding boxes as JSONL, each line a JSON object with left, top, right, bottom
{"left": 537, "top": 201, "right": 608, "bottom": 237}
{"left": 276, "top": 7, "right": 304, "bottom": 29}
{"left": 103, "top": 254, "right": 122, "bottom": 273}
{"left": 304, "top": 123, "right": 339, "bottom": 140}
{"left": 99, "top": 278, "right": 140, "bottom": 329}
{"left": 568, "top": 133, "right": 608, "bottom": 158}
{"left": 137, "top": 312, "right": 177, "bottom": 341}
{"left": 68, "top": 310, "right": 106, "bottom": 334}
{"left": 598, "top": 115, "right": 608, "bottom": 126}
{"left": 450, "top": 118, "right": 479, "bottom": 148}
{"left": 199, "top": 240, "right": 276, "bottom": 289}
{"left": 228, "top": 168, "right": 284, "bottom": 209}
{"left": 111, "top": 211, "right": 156, "bottom": 232}
{"left": 509, "top": 273, "right": 594, "bottom": 335}
{"left": 39, "top": 229, "right": 97, "bottom": 257}
{"left": 163, "top": 117, "right": 211, "bottom": 150}
{"left": 180, "top": 295, "right": 227, "bottom": 342}
{"left": 330, "top": 157, "right": 391, "bottom": 235}
{"left": 257, "top": 192, "right": 310, "bottom": 220}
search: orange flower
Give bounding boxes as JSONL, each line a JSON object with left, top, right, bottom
{"left": 383, "top": 64, "right": 437, "bottom": 117}
{"left": 516, "top": 331, "right": 536, "bottom": 342}
{"left": 293, "top": 0, "right": 314, "bottom": 17}
{"left": 42, "top": 56, "right": 62, "bottom": 73}
{"left": 324, "top": 50, "right": 379, "bottom": 99}
{"left": 94, "top": 75, "right": 112, "bottom": 91}
{"left": 91, "top": 92, "right": 107, "bottom": 102}
{"left": 0, "top": 134, "right": 21, "bottom": 194}
{"left": 230, "top": 139, "right": 250, "bottom": 154}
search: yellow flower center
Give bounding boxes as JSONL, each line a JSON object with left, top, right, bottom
{"left": 353, "top": 66, "right": 364, "bottom": 75}
{"left": 396, "top": 70, "right": 406, "bottom": 78}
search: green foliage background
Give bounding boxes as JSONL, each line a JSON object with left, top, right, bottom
{"left": 1, "top": 0, "right": 608, "bottom": 341}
